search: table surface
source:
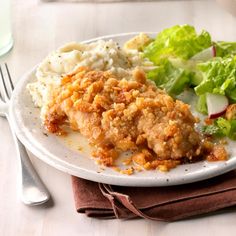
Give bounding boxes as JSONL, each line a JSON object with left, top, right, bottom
{"left": 1, "top": 0, "right": 236, "bottom": 235}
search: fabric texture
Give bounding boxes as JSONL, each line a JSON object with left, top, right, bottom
{"left": 72, "top": 171, "right": 236, "bottom": 221}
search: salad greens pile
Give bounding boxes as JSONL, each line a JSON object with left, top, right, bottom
{"left": 195, "top": 56, "right": 236, "bottom": 115}
{"left": 144, "top": 25, "right": 212, "bottom": 64}
{"left": 195, "top": 57, "right": 236, "bottom": 101}
{"left": 143, "top": 24, "right": 236, "bottom": 140}
{"left": 144, "top": 25, "right": 212, "bottom": 96}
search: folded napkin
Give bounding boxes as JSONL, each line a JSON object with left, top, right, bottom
{"left": 72, "top": 171, "right": 236, "bottom": 221}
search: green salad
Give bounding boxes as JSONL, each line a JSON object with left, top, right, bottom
{"left": 141, "top": 24, "right": 236, "bottom": 140}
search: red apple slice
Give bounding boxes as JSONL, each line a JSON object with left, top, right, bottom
{"left": 206, "top": 93, "right": 229, "bottom": 119}
{"left": 191, "top": 46, "right": 216, "bottom": 61}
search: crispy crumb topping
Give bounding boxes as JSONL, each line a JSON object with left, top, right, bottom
{"left": 44, "top": 67, "right": 227, "bottom": 171}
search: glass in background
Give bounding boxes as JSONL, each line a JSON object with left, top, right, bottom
{"left": 0, "top": 0, "right": 13, "bottom": 56}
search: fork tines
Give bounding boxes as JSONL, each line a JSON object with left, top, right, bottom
{"left": 0, "top": 63, "right": 14, "bottom": 102}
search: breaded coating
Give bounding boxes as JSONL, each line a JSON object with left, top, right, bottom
{"left": 44, "top": 67, "right": 227, "bottom": 167}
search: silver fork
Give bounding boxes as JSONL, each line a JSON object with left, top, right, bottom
{"left": 0, "top": 63, "right": 50, "bottom": 205}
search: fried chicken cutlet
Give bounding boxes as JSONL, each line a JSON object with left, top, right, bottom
{"left": 44, "top": 67, "right": 227, "bottom": 168}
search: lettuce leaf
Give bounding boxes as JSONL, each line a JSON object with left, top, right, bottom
{"left": 196, "top": 94, "right": 208, "bottom": 114}
{"left": 195, "top": 56, "right": 236, "bottom": 102}
{"left": 202, "top": 117, "right": 236, "bottom": 140}
{"left": 214, "top": 41, "right": 236, "bottom": 57}
{"left": 170, "top": 58, "right": 204, "bottom": 86}
{"left": 147, "top": 57, "right": 204, "bottom": 96}
{"left": 144, "top": 25, "right": 212, "bottom": 64}
{"left": 201, "top": 124, "right": 223, "bottom": 136}
{"left": 147, "top": 60, "right": 191, "bottom": 96}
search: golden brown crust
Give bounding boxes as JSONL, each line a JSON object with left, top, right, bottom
{"left": 226, "top": 104, "right": 236, "bottom": 120}
{"left": 44, "top": 67, "right": 227, "bottom": 168}
{"left": 207, "top": 145, "right": 228, "bottom": 161}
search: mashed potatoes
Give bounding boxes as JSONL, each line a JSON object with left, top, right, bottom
{"left": 27, "top": 39, "right": 154, "bottom": 120}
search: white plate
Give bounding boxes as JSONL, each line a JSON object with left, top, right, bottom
{"left": 9, "top": 32, "right": 236, "bottom": 187}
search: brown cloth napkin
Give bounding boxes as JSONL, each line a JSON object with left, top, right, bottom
{"left": 72, "top": 171, "right": 236, "bottom": 221}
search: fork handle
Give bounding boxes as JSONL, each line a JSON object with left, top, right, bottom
{"left": 6, "top": 112, "right": 51, "bottom": 205}
{"left": 14, "top": 136, "right": 51, "bottom": 205}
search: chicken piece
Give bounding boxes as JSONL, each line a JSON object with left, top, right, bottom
{"left": 44, "top": 67, "right": 222, "bottom": 166}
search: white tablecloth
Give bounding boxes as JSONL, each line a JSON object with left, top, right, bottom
{"left": 1, "top": 0, "right": 236, "bottom": 235}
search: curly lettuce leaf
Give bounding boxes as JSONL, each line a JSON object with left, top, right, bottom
{"left": 147, "top": 60, "right": 191, "bottom": 96}
{"left": 201, "top": 124, "right": 223, "bottom": 136}
{"left": 202, "top": 117, "right": 236, "bottom": 140}
{"left": 196, "top": 94, "right": 208, "bottom": 114}
{"left": 147, "top": 57, "right": 204, "bottom": 96}
{"left": 195, "top": 56, "right": 236, "bottom": 102}
{"left": 144, "top": 25, "right": 212, "bottom": 64}
{"left": 170, "top": 58, "right": 204, "bottom": 86}
{"left": 214, "top": 41, "right": 236, "bottom": 57}
{"left": 216, "top": 118, "right": 236, "bottom": 139}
